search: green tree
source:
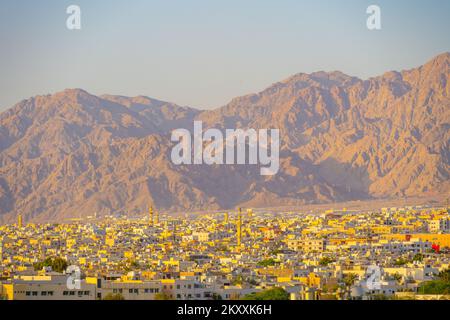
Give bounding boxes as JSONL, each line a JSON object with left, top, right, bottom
{"left": 418, "top": 281, "right": 450, "bottom": 294}
{"left": 412, "top": 253, "right": 424, "bottom": 262}
{"left": 243, "top": 287, "right": 289, "bottom": 300}
{"left": 155, "top": 292, "right": 173, "bottom": 300}
{"left": 392, "top": 273, "right": 402, "bottom": 283}
{"left": 343, "top": 273, "right": 358, "bottom": 288}
{"left": 257, "top": 258, "right": 278, "bottom": 267}
{"left": 212, "top": 293, "right": 223, "bottom": 300}
{"left": 33, "top": 257, "right": 68, "bottom": 273}
{"left": 417, "top": 268, "right": 450, "bottom": 294}
{"left": 394, "top": 257, "right": 409, "bottom": 266}
{"left": 52, "top": 257, "right": 69, "bottom": 273}
{"left": 438, "top": 268, "right": 450, "bottom": 283}
{"left": 103, "top": 293, "right": 125, "bottom": 300}
{"left": 319, "top": 257, "right": 335, "bottom": 266}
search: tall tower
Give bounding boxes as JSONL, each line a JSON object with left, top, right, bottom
{"left": 224, "top": 212, "right": 229, "bottom": 224}
{"left": 173, "top": 220, "right": 177, "bottom": 243}
{"left": 149, "top": 207, "right": 154, "bottom": 226}
{"left": 17, "top": 214, "right": 23, "bottom": 228}
{"left": 154, "top": 209, "right": 159, "bottom": 225}
{"left": 237, "top": 208, "right": 242, "bottom": 247}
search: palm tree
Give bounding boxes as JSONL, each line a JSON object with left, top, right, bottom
{"left": 343, "top": 273, "right": 358, "bottom": 288}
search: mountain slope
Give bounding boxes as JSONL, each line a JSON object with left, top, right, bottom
{"left": 0, "top": 53, "right": 448, "bottom": 223}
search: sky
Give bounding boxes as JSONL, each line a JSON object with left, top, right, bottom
{"left": 0, "top": 0, "right": 449, "bottom": 110}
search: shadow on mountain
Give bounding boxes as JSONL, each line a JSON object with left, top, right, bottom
{"left": 0, "top": 178, "right": 14, "bottom": 214}
{"left": 316, "top": 157, "right": 372, "bottom": 201}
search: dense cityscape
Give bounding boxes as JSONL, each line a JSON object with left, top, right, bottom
{"left": 1, "top": 205, "right": 449, "bottom": 300}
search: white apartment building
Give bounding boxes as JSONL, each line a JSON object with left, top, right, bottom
{"left": 428, "top": 218, "right": 450, "bottom": 233}
{"left": 0, "top": 275, "right": 96, "bottom": 300}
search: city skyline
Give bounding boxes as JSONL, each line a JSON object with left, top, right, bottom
{"left": 1, "top": 204, "right": 449, "bottom": 300}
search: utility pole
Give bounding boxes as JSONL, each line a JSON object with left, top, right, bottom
{"left": 149, "top": 206, "right": 153, "bottom": 226}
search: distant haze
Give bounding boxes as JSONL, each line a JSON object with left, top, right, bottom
{"left": 1, "top": 0, "right": 450, "bottom": 110}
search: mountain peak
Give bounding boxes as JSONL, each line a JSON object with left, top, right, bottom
{"left": 282, "top": 70, "right": 360, "bottom": 89}
{"left": 56, "top": 88, "right": 91, "bottom": 98}
{"left": 420, "top": 52, "right": 450, "bottom": 73}
{"left": 49, "top": 88, "right": 100, "bottom": 105}
{"left": 427, "top": 52, "right": 450, "bottom": 65}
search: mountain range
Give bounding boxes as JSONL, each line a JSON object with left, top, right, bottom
{"left": 0, "top": 53, "right": 449, "bottom": 223}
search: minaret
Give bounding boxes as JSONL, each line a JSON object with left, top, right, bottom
{"left": 17, "top": 214, "right": 23, "bottom": 228}
{"left": 149, "top": 207, "right": 153, "bottom": 226}
{"left": 224, "top": 212, "right": 229, "bottom": 224}
{"left": 154, "top": 209, "right": 159, "bottom": 225}
{"left": 237, "top": 208, "right": 242, "bottom": 247}
{"left": 173, "top": 220, "right": 177, "bottom": 243}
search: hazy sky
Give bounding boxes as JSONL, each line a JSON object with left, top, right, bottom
{"left": 0, "top": 0, "right": 449, "bottom": 110}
